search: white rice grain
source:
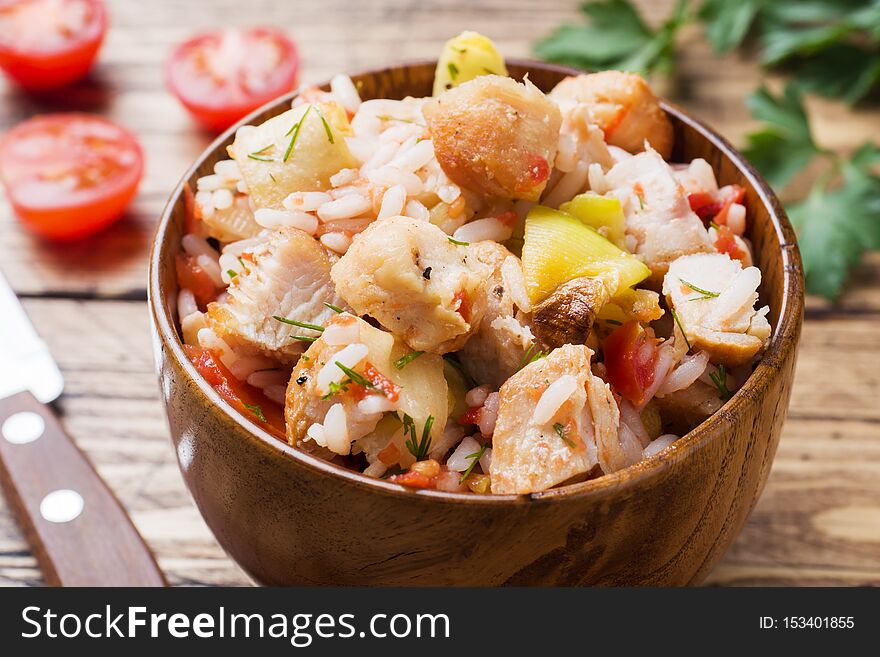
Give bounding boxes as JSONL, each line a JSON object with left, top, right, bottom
{"left": 323, "top": 403, "right": 351, "bottom": 455}
{"left": 446, "top": 436, "right": 482, "bottom": 472}
{"left": 229, "top": 355, "right": 277, "bottom": 381}
{"left": 330, "top": 168, "right": 358, "bottom": 187}
{"left": 378, "top": 184, "right": 407, "bottom": 219}
{"left": 479, "top": 447, "right": 492, "bottom": 473}
{"left": 307, "top": 422, "right": 327, "bottom": 446}
{"left": 465, "top": 385, "right": 491, "bottom": 408}
{"left": 389, "top": 139, "right": 434, "bottom": 172}
{"left": 196, "top": 254, "right": 224, "bottom": 287}
{"left": 366, "top": 165, "right": 423, "bottom": 195}
{"left": 453, "top": 216, "right": 512, "bottom": 244}
{"left": 212, "top": 188, "right": 234, "bottom": 210}
{"left": 317, "top": 194, "right": 371, "bottom": 222}
{"left": 323, "top": 320, "right": 360, "bottom": 346}
{"left": 542, "top": 160, "right": 589, "bottom": 208}
{"left": 643, "top": 434, "right": 679, "bottom": 458}
{"left": 320, "top": 232, "right": 353, "bottom": 254}
{"left": 197, "top": 328, "right": 237, "bottom": 369}
{"left": 283, "top": 191, "right": 331, "bottom": 212}
{"left": 177, "top": 288, "right": 198, "bottom": 320}
{"left": 254, "top": 208, "right": 318, "bottom": 234}
{"left": 501, "top": 256, "right": 531, "bottom": 313}
{"left": 196, "top": 174, "right": 222, "bottom": 192}
{"left": 330, "top": 74, "right": 361, "bottom": 113}
{"left": 727, "top": 202, "right": 747, "bottom": 235}
{"left": 363, "top": 461, "right": 387, "bottom": 478}
{"left": 657, "top": 350, "right": 710, "bottom": 396}
{"left": 437, "top": 184, "right": 461, "bottom": 204}
{"left": 357, "top": 394, "right": 399, "bottom": 415}
{"left": 404, "top": 199, "right": 429, "bottom": 222}
{"left": 315, "top": 343, "right": 369, "bottom": 394}
{"left": 533, "top": 375, "right": 577, "bottom": 425}
{"left": 182, "top": 233, "right": 218, "bottom": 260}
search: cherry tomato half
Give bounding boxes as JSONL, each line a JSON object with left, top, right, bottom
{"left": 0, "top": 0, "right": 106, "bottom": 90}
{"left": 0, "top": 113, "right": 143, "bottom": 240}
{"left": 167, "top": 27, "right": 299, "bottom": 132}
{"left": 603, "top": 320, "right": 658, "bottom": 406}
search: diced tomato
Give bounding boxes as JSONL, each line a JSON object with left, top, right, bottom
{"left": 688, "top": 184, "right": 745, "bottom": 224}
{"left": 166, "top": 27, "right": 300, "bottom": 131}
{"left": 182, "top": 182, "right": 202, "bottom": 236}
{"left": 184, "top": 344, "right": 286, "bottom": 439}
{"left": 389, "top": 470, "right": 435, "bottom": 490}
{"left": 176, "top": 253, "right": 221, "bottom": 310}
{"left": 603, "top": 320, "right": 658, "bottom": 406}
{"left": 525, "top": 153, "right": 550, "bottom": 186}
{"left": 0, "top": 0, "right": 106, "bottom": 90}
{"left": 0, "top": 113, "right": 143, "bottom": 239}
{"left": 713, "top": 224, "right": 746, "bottom": 262}
{"left": 453, "top": 289, "right": 471, "bottom": 323}
{"left": 361, "top": 363, "right": 401, "bottom": 402}
{"left": 458, "top": 407, "right": 481, "bottom": 426}
{"left": 687, "top": 192, "right": 719, "bottom": 219}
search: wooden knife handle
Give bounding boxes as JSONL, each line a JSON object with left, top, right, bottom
{"left": 0, "top": 390, "right": 166, "bottom": 587}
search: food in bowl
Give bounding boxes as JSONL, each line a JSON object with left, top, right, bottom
{"left": 174, "top": 33, "right": 771, "bottom": 495}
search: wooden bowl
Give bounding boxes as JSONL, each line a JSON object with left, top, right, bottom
{"left": 148, "top": 60, "right": 803, "bottom": 586}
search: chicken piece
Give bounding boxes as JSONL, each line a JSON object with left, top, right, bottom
{"left": 331, "top": 216, "right": 490, "bottom": 354}
{"left": 285, "top": 313, "right": 447, "bottom": 457}
{"left": 663, "top": 253, "right": 771, "bottom": 367}
{"left": 423, "top": 75, "right": 561, "bottom": 201}
{"left": 207, "top": 227, "right": 345, "bottom": 363}
{"left": 532, "top": 276, "right": 610, "bottom": 349}
{"left": 654, "top": 381, "right": 723, "bottom": 436}
{"left": 491, "top": 344, "right": 638, "bottom": 494}
{"left": 549, "top": 71, "right": 673, "bottom": 159}
{"left": 458, "top": 242, "right": 534, "bottom": 389}
{"left": 601, "top": 147, "right": 714, "bottom": 280}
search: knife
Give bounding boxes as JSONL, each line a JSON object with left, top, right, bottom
{"left": 0, "top": 270, "right": 166, "bottom": 586}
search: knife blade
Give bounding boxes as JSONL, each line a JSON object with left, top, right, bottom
{"left": 0, "top": 269, "right": 166, "bottom": 586}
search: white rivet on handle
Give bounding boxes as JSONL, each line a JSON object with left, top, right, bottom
{"left": 40, "top": 489, "right": 85, "bottom": 524}
{"left": 2, "top": 412, "right": 45, "bottom": 444}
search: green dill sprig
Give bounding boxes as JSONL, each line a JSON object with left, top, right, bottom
{"left": 394, "top": 351, "right": 424, "bottom": 370}
{"left": 448, "top": 237, "right": 469, "bottom": 246}
{"left": 376, "top": 114, "right": 423, "bottom": 125}
{"left": 316, "top": 108, "right": 335, "bottom": 144}
{"left": 669, "top": 307, "right": 692, "bottom": 351}
{"left": 294, "top": 335, "right": 318, "bottom": 343}
{"left": 709, "top": 365, "right": 733, "bottom": 401}
{"left": 323, "top": 302, "right": 344, "bottom": 313}
{"left": 553, "top": 422, "right": 575, "bottom": 448}
{"left": 247, "top": 144, "right": 274, "bottom": 161}
{"left": 273, "top": 315, "right": 325, "bottom": 332}
{"left": 403, "top": 413, "right": 434, "bottom": 461}
{"left": 284, "top": 105, "right": 312, "bottom": 162}
{"left": 459, "top": 444, "right": 488, "bottom": 484}
{"left": 518, "top": 344, "right": 548, "bottom": 371}
{"left": 243, "top": 402, "right": 266, "bottom": 422}
{"left": 237, "top": 257, "right": 250, "bottom": 274}
{"left": 680, "top": 278, "right": 720, "bottom": 301}
{"left": 334, "top": 362, "right": 378, "bottom": 392}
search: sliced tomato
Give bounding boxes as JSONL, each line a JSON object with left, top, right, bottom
{"left": 167, "top": 27, "right": 299, "bottom": 132}
{"left": 176, "top": 253, "right": 221, "bottom": 310}
{"left": 184, "top": 344, "right": 286, "bottom": 439}
{"left": 0, "top": 113, "right": 143, "bottom": 239}
{"left": 713, "top": 223, "right": 746, "bottom": 262}
{"left": 0, "top": 0, "right": 106, "bottom": 90}
{"left": 603, "top": 320, "right": 658, "bottom": 406}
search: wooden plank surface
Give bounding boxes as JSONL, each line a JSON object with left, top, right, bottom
{"left": 1, "top": 0, "right": 878, "bottom": 587}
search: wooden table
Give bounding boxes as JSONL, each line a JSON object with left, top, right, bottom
{"left": 1, "top": 0, "right": 878, "bottom": 587}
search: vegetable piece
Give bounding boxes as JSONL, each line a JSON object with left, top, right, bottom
{"left": 521, "top": 205, "right": 650, "bottom": 306}
{"left": 532, "top": 276, "right": 610, "bottom": 349}
{"left": 176, "top": 254, "right": 222, "bottom": 310}
{"left": 227, "top": 102, "right": 356, "bottom": 209}
{"left": 423, "top": 75, "right": 561, "bottom": 201}
{"left": 0, "top": 113, "right": 143, "bottom": 240}
{"left": 167, "top": 27, "right": 300, "bottom": 131}
{"left": 432, "top": 31, "right": 508, "bottom": 95}
{"left": 560, "top": 192, "right": 627, "bottom": 248}
{"left": 0, "top": 0, "right": 106, "bottom": 90}
{"left": 184, "top": 344, "right": 286, "bottom": 439}
{"left": 603, "top": 320, "right": 658, "bottom": 406}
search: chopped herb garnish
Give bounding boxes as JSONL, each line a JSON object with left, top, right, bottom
{"left": 637, "top": 194, "right": 645, "bottom": 210}
{"left": 447, "top": 62, "right": 459, "bottom": 80}
{"left": 680, "top": 278, "right": 720, "bottom": 300}
{"left": 255, "top": 367, "right": 281, "bottom": 373}
{"left": 451, "top": 46, "right": 467, "bottom": 54}
{"left": 322, "top": 379, "right": 350, "bottom": 400}
{"left": 293, "top": 335, "right": 318, "bottom": 343}
{"left": 284, "top": 104, "right": 312, "bottom": 162}
{"left": 237, "top": 257, "right": 250, "bottom": 274}
{"left": 669, "top": 307, "right": 692, "bottom": 351}
{"left": 709, "top": 221, "right": 722, "bottom": 231}
{"left": 227, "top": 269, "right": 238, "bottom": 278}
{"left": 404, "top": 413, "right": 434, "bottom": 461}
{"left": 605, "top": 318, "right": 623, "bottom": 326}
{"left": 553, "top": 422, "right": 576, "bottom": 448}
{"left": 394, "top": 351, "right": 424, "bottom": 370}
{"left": 459, "top": 445, "right": 488, "bottom": 484}
{"left": 323, "top": 302, "right": 344, "bottom": 313}
{"left": 518, "top": 344, "right": 548, "bottom": 371}
{"left": 243, "top": 402, "right": 266, "bottom": 422}
{"left": 269, "top": 173, "right": 278, "bottom": 183}
{"left": 334, "top": 362, "right": 378, "bottom": 392}
{"left": 273, "top": 315, "right": 325, "bottom": 332}
{"left": 316, "top": 108, "right": 335, "bottom": 144}
{"left": 376, "top": 114, "right": 421, "bottom": 125}
{"left": 709, "top": 365, "right": 733, "bottom": 401}
{"left": 448, "top": 237, "right": 469, "bottom": 246}
{"left": 247, "top": 153, "right": 273, "bottom": 162}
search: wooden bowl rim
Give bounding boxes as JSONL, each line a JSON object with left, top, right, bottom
{"left": 149, "top": 58, "right": 804, "bottom": 506}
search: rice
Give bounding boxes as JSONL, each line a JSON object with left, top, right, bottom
{"left": 404, "top": 199, "right": 429, "bottom": 222}
{"left": 182, "top": 234, "right": 218, "bottom": 259}
{"left": 315, "top": 343, "right": 369, "bottom": 394}
{"left": 727, "top": 202, "right": 747, "bottom": 235}
{"left": 197, "top": 328, "right": 237, "bottom": 369}
{"left": 357, "top": 394, "right": 398, "bottom": 415}
{"left": 322, "top": 320, "right": 359, "bottom": 346}
{"left": 479, "top": 392, "right": 500, "bottom": 435}
{"left": 618, "top": 399, "right": 649, "bottom": 447}
{"left": 533, "top": 375, "right": 577, "bottom": 425}
{"left": 196, "top": 254, "right": 224, "bottom": 287}
{"left": 229, "top": 355, "right": 277, "bottom": 381}
{"left": 465, "top": 385, "right": 491, "bottom": 408}
{"left": 317, "top": 194, "right": 371, "bottom": 222}
{"left": 366, "top": 166, "right": 423, "bottom": 195}
{"left": 447, "top": 436, "right": 483, "bottom": 471}
{"left": 542, "top": 159, "right": 588, "bottom": 208}
{"left": 320, "top": 232, "right": 353, "bottom": 254}
{"left": 212, "top": 188, "right": 234, "bottom": 210}
{"left": 329, "top": 168, "right": 358, "bottom": 187}
{"left": 657, "top": 350, "right": 710, "bottom": 396}
{"left": 177, "top": 288, "right": 198, "bottom": 319}
{"left": 389, "top": 139, "right": 435, "bottom": 173}
{"left": 378, "top": 184, "right": 407, "bottom": 219}
{"left": 322, "top": 403, "right": 350, "bottom": 454}
{"left": 643, "top": 434, "right": 679, "bottom": 458}
{"left": 453, "top": 216, "right": 512, "bottom": 243}
{"left": 283, "top": 191, "right": 331, "bottom": 212}
{"left": 501, "top": 256, "right": 530, "bottom": 312}
{"left": 254, "top": 208, "right": 318, "bottom": 234}
{"left": 479, "top": 447, "right": 492, "bottom": 473}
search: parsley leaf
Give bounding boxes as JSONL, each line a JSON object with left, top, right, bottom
{"left": 742, "top": 84, "right": 821, "bottom": 190}
{"left": 534, "top": 0, "right": 688, "bottom": 76}
{"left": 699, "top": 0, "right": 762, "bottom": 53}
